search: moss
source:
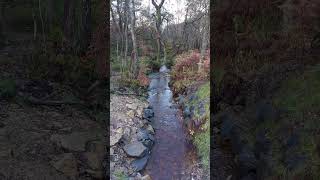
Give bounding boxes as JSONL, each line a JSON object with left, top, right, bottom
{"left": 190, "top": 82, "right": 210, "bottom": 170}
{"left": 196, "top": 82, "right": 210, "bottom": 100}
{"left": 194, "top": 122, "right": 210, "bottom": 170}
{"left": 114, "top": 171, "right": 128, "bottom": 180}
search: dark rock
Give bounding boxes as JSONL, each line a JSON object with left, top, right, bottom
{"left": 178, "top": 94, "right": 185, "bottom": 105}
{"left": 137, "top": 129, "right": 150, "bottom": 141}
{"left": 183, "top": 106, "right": 191, "bottom": 118}
{"left": 143, "top": 109, "right": 154, "bottom": 119}
{"left": 123, "top": 142, "right": 147, "bottom": 158}
{"left": 142, "top": 139, "right": 154, "bottom": 149}
{"left": 131, "top": 155, "right": 150, "bottom": 172}
{"left": 198, "top": 101, "right": 206, "bottom": 117}
{"left": 189, "top": 94, "right": 198, "bottom": 101}
{"left": 190, "top": 106, "right": 195, "bottom": 116}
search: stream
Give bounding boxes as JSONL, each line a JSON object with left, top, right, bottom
{"left": 144, "top": 66, "right": 198, "bottom": 180}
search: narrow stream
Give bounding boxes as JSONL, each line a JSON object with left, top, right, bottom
{"left": 144, "top": 66, "right": 197, "bottom": 180}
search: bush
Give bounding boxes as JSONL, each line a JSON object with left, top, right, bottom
{"left": 171, "top": 50, "right": 210, "bottom": 93}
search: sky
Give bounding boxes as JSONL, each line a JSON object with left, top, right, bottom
{"left": 140, "top": 0, "right": 187, "bottom": 23}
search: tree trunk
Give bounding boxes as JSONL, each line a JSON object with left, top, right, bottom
{"left": 151, "top": 0, "right": 165, "bottom": 64}
{"left": 129, "top": 0, "right": 138, "bottom": 77}
{"left": 123, "top": 0, "right": 129, "bottom": 71}
{"left": 198, "top": 14, "right": 208, "bottom": 72}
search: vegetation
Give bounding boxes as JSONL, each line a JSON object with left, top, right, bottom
{"left": 212, "top": 0, "right": 320, "bottom": 179}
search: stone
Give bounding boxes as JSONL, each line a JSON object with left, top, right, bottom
{"left": 50, "top": 153, "right": 78, "bottom": 179}
{"left": 146, "top": 124, "right": 155, "bottom": 134}
{"left": 136, "top": 108, "right": 143, "bottom": 117}
{"left": 142, "top": 139, "right": 154, "bottom": 149}
{"left": 143, "top": 109, "right": 154, "bottom": 119}
{"left": 131, "top": 155, "right": 149, "bottom": 172}
{"left": 137, "top": 129, "right": 150, "bottom": 141}
{"left": 123, "top": 142, "right": 147, "bottom": 157}
{"left": 127, "top": 110, "right": 135, "bottom": 118}
{"left": 183, "top": 106, "right": 191, "bottom": 118}
{"left": 178, "top": 94, "right": 185, "bottom": 105}
{"left": 110, "top": 128, "right": 124, "bottom": 146}
{"left": 51, "top": 132, "right": 103, "bottom": 152}
{"left": 126, "top": 103, "right": 138, "bottom": 110}
{"left": 141, "top": 174, "right": 152, "bottom": 180}
{"left": 198, "top": 102, "right": 206, "bottom": 117}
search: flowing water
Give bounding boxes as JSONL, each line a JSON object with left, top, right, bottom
{"left": 144, "top": 66, "right": 198, "bottom": 180}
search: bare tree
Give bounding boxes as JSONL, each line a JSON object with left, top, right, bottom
{"left": 151, "top": 0, "right": 165, "bottom": 63}
{"left": 129, "top": 0, "right": 139, "bottom": 77}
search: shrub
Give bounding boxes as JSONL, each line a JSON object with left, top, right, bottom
{"left": 171, "top": 50, "right": 210, "bottom": 93}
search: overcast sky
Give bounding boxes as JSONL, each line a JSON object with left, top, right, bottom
{"left": 140, "top": 0, "right": 187, "bottom": 23}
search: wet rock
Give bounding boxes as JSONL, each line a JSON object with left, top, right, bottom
{"left": 131, "top": 155, "right": 150, "bottom": 172}
{"left": 145, "top": 124, "right": 155, "bottom": 134}
{"left": 183, "top": 106, "right": 191, "bottom": 118}
{"left": 142, "top": 139, "right": 154, "bottom": 149}
{"left": 143, "top": 108, "right": 154, "bottom": 119}
{"left": 123, "top": 142, "right": 147, "bottom": 157}
{"left": 190, "top": 106, "right": 195, "bottom": 116}
{"left": 137, "top": 129, "right": 150, "bottom": 141}
{"left": 189, "top": 94, "right": 198, "bottom": 102}
{"left": 198, "top": 102, "right": 206, "bottom": 117}
{"left": 50, "top": 153, "right": 78, "bottom": 180}
{"left": 178, "top": 94, "right": 185, "bottom": 105}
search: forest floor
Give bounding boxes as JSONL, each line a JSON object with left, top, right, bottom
{"left": 0, "top": 34, "right": 107, "bottom": 180}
